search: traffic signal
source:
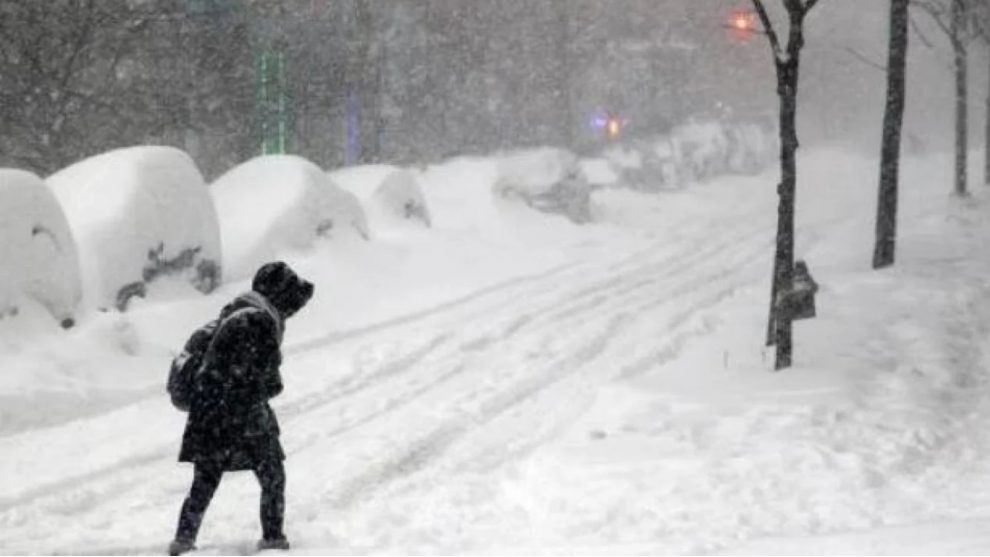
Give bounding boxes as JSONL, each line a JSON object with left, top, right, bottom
{"left": 728, "top": 9, "right": 758, "bottom": 42}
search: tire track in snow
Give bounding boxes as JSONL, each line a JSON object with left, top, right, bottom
{"left": 280, "top": 216, "right": 771, "bottom": 454}
{"left": 325, "top": 312, "right": 634, "bottom": 509}
{"left": 298, "top": 224, "right": 775, "bottom": 509}
{"left": 279, "top": 333, "right": 451, "bottom": 418}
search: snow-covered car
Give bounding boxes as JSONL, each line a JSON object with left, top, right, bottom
{"left": 0, "top": 169, "right": 82, "bottom": 325}
{"left": 47, "top": 146, "right": 221, "bottom": 311}
{"left": 331, "top": 165, "right": 432, "bottom": 236}
{"left": 211, "top": 155, "right": 369, "bottom": 280}
{"left": 494, "top": 148, "right": 593, "bottom": 224}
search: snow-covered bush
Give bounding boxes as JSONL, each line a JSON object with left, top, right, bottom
{"left": 332, "top": 165, "right": 432, "bottom": 233}
{"left": 212, "top": 155, "right": 369, "bottom": 280}
{"left": 47, "top": 147, "right": 221, "bottom": 312}
{"left": 494, "top": 148, "right": 592, "bottom": 224}
{"left": 0, "top": 169, "right": 82, "bottom": 325}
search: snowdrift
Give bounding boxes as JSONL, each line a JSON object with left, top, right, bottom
{"left": 212, "top": 155, "right": 369, "bottom": 280}
{"left": 0, "top": 169, "right": 81, "bottom": 325}
{"left": 603, "top": 120, "right": 776, "bottom": 190}
{"left": 494, "top": 148, "right": 592, "bottom": 224}
{"left": 331, "top": 165, "right": 432, "bottom": 235}
{"left": 47, "top": 147, "right": 220, "bottom": 311}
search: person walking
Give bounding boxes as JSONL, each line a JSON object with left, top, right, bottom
{"left": 168, "top": 261, "right": 314, "bottom": 556}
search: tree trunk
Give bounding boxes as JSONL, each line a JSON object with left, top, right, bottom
{"left": 985, "top": 54, "right": 989, "bottom": 186}
{"left": 953, "top": 0, "right": 968, "bottom": 196}
{"left": 558, "top": 0, "right": 573, "bottom": 149}
{"left": 873, "top": 0, "right": 910, "bottom": 270}
{"left": 763, "top": 4, "right": 814, "bottom": 371}
{"left": 771, "top": 58, "right": 800, "bottom": 370}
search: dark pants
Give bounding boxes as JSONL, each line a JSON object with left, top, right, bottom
{"left": 174, "top": 459, "right": 286, "bottom": 543}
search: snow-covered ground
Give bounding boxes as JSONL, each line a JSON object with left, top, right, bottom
{"left": 1, "top": 147, "right": 989, "bottom": 555}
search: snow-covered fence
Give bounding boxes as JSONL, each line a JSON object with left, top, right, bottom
{"left": 600, "top": 120, "right": 776, "bottom": 191}
{"left": 494, "top": 148, "right": 592, "bottom": 224}
{"left": 331, "top": 165, "right": 432, "bottom": 235}
{"left": 212, "top": 155, "right": 369, "bottom": 281}
{"left": 47, "top": 147, "right": 221, "bottom": 311}
{"left": 0, "top": 169, "right": 82, "bottom": 325}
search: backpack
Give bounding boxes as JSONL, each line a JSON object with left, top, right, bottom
{"left": 167, "top": 319, "right": 219, "bottom": 411}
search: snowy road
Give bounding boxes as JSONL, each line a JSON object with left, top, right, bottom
{"left": 0, "top": 169, "right": 781, "bottom": 554}
{"left": 3, "top": 150, "right": 990, "bottom": 555}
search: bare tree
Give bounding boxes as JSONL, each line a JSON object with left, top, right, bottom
{"left": 972, "top": 1, "right": 990, "bottom": 185}
{"left": 915, "top": 0, "right": 977, "bottom": 196}
{"left": 750, "top": 0, "right": 824, "bottom": 371}
{"left": 873, "top": 0, "right": 911, "bottom": 270}
{"left": 0, "top": 0, "right": 149, "bottom": 174}
{"left": 952, "top": 0, "right": 969, "bottom": 196}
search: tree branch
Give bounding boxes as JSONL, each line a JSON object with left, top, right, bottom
{"left": 909, "top": 9, "right": 938, "bottom": 48}
{"left": 844, "top": 46, "right": 887, "bottom": 72}
{"left": 750, "top": 0, "right": 783, "bottom": 60}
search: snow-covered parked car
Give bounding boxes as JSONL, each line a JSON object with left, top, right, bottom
{"left": 494, "top": 148, "right": 592, "bottom": 224}
{"left": 212, "top": 155, "right": 369, "bottom": 281}
{"left": 331, "top": 165, "right": 432, "bottom": 234}
{"left": 601, "top": 143, "right": 679, "bottom": 191}
{"left": 0, "top": 169, "right": 82, "bottom": 326}
{"left": 602, "top": 120, "right": 776, "bottom": 190}
{"left": 47, "top": 147, "right": 221, "bottom": 311}
{"left": 579, "top": 157, "right": 621, "bottom": 189}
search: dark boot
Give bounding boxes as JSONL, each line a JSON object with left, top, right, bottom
{"left": 256, "top": 537, "right": 290, "bottom": 551}
{"left": 168, "top": 538, "right": 196, "bottom": 556}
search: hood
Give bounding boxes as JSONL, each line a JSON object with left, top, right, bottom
{"left": 251, "top": 261, "right": 314, "bottom": 320}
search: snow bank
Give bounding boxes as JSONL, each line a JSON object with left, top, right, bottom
{"left": 494, "top": 148, "right": 592, "bottom": 224}
{"left": 0, "top": 169, "right": 81, "bottom": 324}
{"left": 331, "top": 165, "right": 432, "bottom": 235}
{"left": 212, "top": 155, "right": 369, "bottom": 281}
{"left": 47, "top": 147, "right": 220, "bottom": 312}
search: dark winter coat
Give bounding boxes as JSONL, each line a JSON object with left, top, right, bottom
{"left": 178, "top": 262, "right": 314, "bottom": 471}
{"left": 178, "top": 292, "right": 285, "bottom": 470}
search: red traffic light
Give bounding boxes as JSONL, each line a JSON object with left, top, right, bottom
{"left": 732, "top": 11, "right": 755, "bottom": 31}
{"left": 728, "top": 9, "right": 758, "bottom": 41}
